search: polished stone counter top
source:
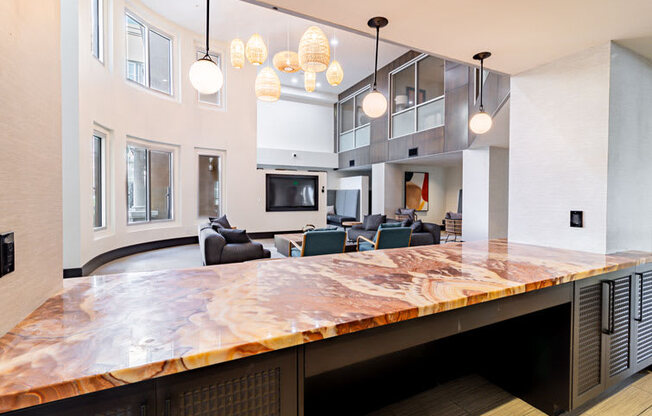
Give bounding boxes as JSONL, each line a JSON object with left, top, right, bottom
{"left": 0, "top": 239, "right": 649, "bottom": 413}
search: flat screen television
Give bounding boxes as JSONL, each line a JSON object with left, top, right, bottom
{"left": 266, "top": 174, "right": 318, "bottom": 211}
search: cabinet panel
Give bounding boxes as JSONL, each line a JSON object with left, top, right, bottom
{"left": 157, "top": 349, "right": 298, "bottom": 416}
{"left": 636, "top": 272, "right": 652, "bottom": 366}
{"left": 575, "top": 282, "right": 603, "bottom": 398}
{"left": 606, "top": 275, "right": 634, "bottom": 386}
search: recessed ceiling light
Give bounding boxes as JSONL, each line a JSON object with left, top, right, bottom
{"left": 330, "top": 38, "right": 338, "bottom": 46}
{"left": 291, "top": 77, "right": 298, "bottom": 83}
{"left": 316, "top": 82, "right": 322, "bottom": 87}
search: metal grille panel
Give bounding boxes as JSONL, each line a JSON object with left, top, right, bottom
{"left": 578, "top": 283, "right": 602, "bottom": 394}
{"left": 176, "top": 367, "right": 281, "bottom": 416}
{"left": 609, "top": 277, "right": 631, "bottom": 377}
{"left": 638, "top": 273, "right": 652, "bottom": 363}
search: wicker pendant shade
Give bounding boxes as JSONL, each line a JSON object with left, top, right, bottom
{"left": 304, "top": 71, "right": 316, "bottom": 92}
{"left": 245, "top": 33, "right": 267, "bottom": 65}
{"left": 255, "top": 67, "right": 281, "bottom": 102}
{"left": 230, "top": 38, "right": 245, "bottom": 69}
{"left": 298, "top": 26, "right": 330, "bottom": 73}
{"left": 273, "top": 51, "right": 300, "bottom": 73}
{"left": 326, "top": 60, "right": 343, "bottom": 86}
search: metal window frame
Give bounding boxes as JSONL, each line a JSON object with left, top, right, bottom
{"left": 92, "top": 133, "right": 107, "bottom": 231}
{"left": 196, "top": 49, "right": 223, "bottom": 107}
{"left": 91, "top": 0, "right": 104, "bottom": 63}
{"left": 337, "top": 85, "right": 371, "bottom": 153}
{"left": 124, "top": 10, "right": 174, "bottom": 97}
{"left": 388, "top": 54, "right": 446, "bottom": 140}
{"left": 196, "top": 151, "right": 226, "bottom": 219}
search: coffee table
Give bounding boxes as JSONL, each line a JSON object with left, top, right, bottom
{"left": 274, "top": 233, "right": 357, "bottom": 257}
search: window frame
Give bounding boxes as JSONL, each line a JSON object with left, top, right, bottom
{"left": 337, "top": 85, "right": 371, "bottom": 153}
{"left": 91, "top": 0, "right": 104, "bottom": 63}
{"left": 389, "top": 54, "right": 446, "bottom": 140}
{"left": 196, "top": 49, "right": 224, "bottom": 108}
{"left": 124, "top": 10, "right": 174, "bottom": 96}
{"left": 126, "top": 142, "right": 175, "bottom": 225}
{"left": 92, "top": 132, "right": 107, "bottom": 231}
{"left": 196, "top": 149, "right": 226, "bottom": 219}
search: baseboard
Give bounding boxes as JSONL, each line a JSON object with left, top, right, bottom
{"left": 63, "top": 236, "right": 199, "bottom": 278}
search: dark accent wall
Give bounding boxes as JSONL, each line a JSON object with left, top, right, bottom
{"left": 335, "top": 51, "right": 472, "bottom": 169}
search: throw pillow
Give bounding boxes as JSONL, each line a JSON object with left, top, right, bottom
{"left": 209, "top": 215, "right": 232, "bottom": 229}
{"left": 211, "top": 222, "right": 225, "bottom": 232}
{"left": 411, "top": 220, "right": 423, "bottom": 233}
{"left": 219, "top": 228, "right": 250, "bottom": 244}
{"left": 327, "top": 205, "right": 336, "bottom": 215}
{"left": 401, "top": 218, "right": 413, "bottom": 227}
{"left": 364, "top": 214, "right": 385, "bottom": 231}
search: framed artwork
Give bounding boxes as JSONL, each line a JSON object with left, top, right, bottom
{"left": 404, "top": 172, "right": 429, "bottom": 211}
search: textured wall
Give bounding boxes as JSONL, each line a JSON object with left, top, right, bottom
{"left": 0, "top": 0, "right": 62, "bottom": 335}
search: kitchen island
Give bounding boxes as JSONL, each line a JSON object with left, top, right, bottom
{"left": 1, "top": 240, "right": 651, "bottom": 415}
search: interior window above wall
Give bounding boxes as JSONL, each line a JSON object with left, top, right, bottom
{"left": 338, "top": 86, "right": 370, "bottom": 152}
{"left": 91, "top": 0, "right": 104, "bottom": 62}
{"left": 125, "top": 12, "right": 173, "bottom": 95}
{"left": 390, "top": 55, "right": 445, "bottom": 138}
{"left": 127, "top": 143, "right": 173, "bottom": 224}
{"left": 196, "top": 50, "right": 223, "bottom": 107}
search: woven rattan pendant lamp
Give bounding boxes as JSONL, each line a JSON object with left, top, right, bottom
{"left": 246, "top": 33, "right": 267, "bottom": 65}
{"left": 298, "top": 26, "right": 330, "bottom": 72}
{"left": 230, "top": 38, "right": 245, "bottom": 69}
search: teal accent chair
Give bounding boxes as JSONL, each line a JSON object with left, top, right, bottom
{"left": 290, "top": 229, "right": 347, "bottom": 257}
{"left": 357, "top": 224, "right": 412, "bottom": 252}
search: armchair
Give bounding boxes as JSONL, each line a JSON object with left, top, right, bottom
{"left": 357, "top": 224, "right": 412, "bottom": 252}
{"left": 290, "top": 229, "right": 347, "bottom": 257}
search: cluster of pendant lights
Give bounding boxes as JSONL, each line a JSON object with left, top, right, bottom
{"left": 189, "top": 4, "right": 493, "bottom": 134}
{"left": 227, "top": 24, "right": 344, "bottom": 102}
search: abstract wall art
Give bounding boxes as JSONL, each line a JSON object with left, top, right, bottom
{"left": 404, "top": 172, "right": 429, "bottom": 211}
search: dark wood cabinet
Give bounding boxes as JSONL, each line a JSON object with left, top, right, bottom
{"left": 572, "top": 269, "right": 636, "bottom": 408}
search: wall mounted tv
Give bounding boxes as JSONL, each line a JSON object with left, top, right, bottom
{"left": 266, "top": 174, "right": 318, "bottom": 212}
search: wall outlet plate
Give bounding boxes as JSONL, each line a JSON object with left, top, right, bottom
{"left": 0, "top": 232, "right": 15, "bottom": 277}
{"left": 570, "top": 211, "right": 583, "bottom": 228}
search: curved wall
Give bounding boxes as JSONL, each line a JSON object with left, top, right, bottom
{"left": 63, "top": 0, "right": 327, "bottom": 269}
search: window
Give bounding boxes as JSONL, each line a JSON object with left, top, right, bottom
{"left": 338, "top": 87, "right": 370, "bottom": 152}
{"left": 127, "top": 144, "right": 173, "bottom": 224}
{"left": 91, "top": 0, "right": 104, "bottom": 62}
{"left": 197, "top": 50, "right": 223, "bottom": 106}
{"left": 390, "top": 55, "right": 445, "bottom": 138}
{"left": 125, "top": 12, "right": 172, "bottom": 95}
{"left": 92, "top": 134, "right": 105, "bottom": 229}
{"left": 198, "top": 154, "right": 223, "bottom": 217}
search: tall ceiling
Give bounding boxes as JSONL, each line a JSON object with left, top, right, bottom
{"left": 247, "top": 0, "right": 652, "bottom": 74}
{"left": 140, "top": 0, "right": 409, "bottom": 96}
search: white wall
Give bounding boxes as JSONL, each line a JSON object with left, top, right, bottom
{"left": 444, "top": 165, "right": 463, "bottom": 214}
{"left": 509, "top": 44, "right": 611, "bottom": 253}
{"left": 606, "top": 44, "right": 652, "bottom": 252}
{"left": 257, "top": 98, "right": 337, "bottom": 169}
{"left": 0, "top": 0, "right": 62, "bottom": 335}
{"left": 64, "top": 0, "right": 320, "bottom": 269}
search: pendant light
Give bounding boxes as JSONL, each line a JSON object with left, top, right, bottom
{"left": 273, "top": 29, "right": 300, "bottom": 73}
{"left": 298, "top": 26, "right": 330, "bottom": 72}
{"left": 326, "top": 30, "right": 343, "bottom": 86}
{"left": 469, "top": 52, "right": 493, "bottom": 134}
{"left": 304, "top": 71, "right": 316, "bottom": 92}
{"left": 246, "top": 33, "right": 267, "bottom": 65}
{"left": 189, "top": 0, "right": 223, "bottom": 94}
{"left": 230, "top": 38, "right": 245, "bottom": 69}
{"left": 362, "top": 17, "right": 388, "bottom": 118}
{"left": 255, "top": 67, "right": 281, "bottom": 101}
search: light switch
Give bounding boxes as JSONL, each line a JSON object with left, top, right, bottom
{"left": 570, "top": 211, "right": 583, "bottom": 228}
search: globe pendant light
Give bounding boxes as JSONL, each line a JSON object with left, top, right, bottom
{"left": 230, "top": 38, "right": 245, "bottom": 69}
{"left": 304, "top": 71, "right": 316, "bottom": 92}
{"left": 246, "top": 33, "right": 267, "bottom": 65}
{"left": 326, "top": 60, "right": 344, "bottom": 86}
{"left": 189, "top": 0, "right": 223, "bottom": 94}
{"left": 362, "top": 17, "right": 389, "bottom": 118}
{"left": 255, "top": 67, "right": 281, "bottom": 102}
{"left": 273, "top": 51, "right": 300, "bottom": 73}
{"left": 469, "top": 52, "right": 493, "bottom": 134}
{"left": 298, "top": 26, "right": 330, "bottom": 73}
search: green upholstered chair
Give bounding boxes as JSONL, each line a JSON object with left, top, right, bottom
{"left": 357, "top": 224, "right": 412, "bottom": 252}
{"left": 290, "top": 229, "right": 346, "bottom": 257}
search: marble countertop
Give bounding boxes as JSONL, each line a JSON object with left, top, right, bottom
{"left": 0, "top": 239, "right": 649, "bottom": 413}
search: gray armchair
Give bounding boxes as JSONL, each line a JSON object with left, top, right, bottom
{"left": 198, "top": 224, "right": 270, "bottom": 266}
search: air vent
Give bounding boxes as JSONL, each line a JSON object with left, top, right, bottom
{"left": 638, "top": 273, "right": 652, "bottom": 363}
{"left": 577, "top": 283, "right": 602, "bottom": 394}
{"left": 349, "top": 160, "right": 355, "bottom": 167}
{"left": 609, "top": 276, "right": 631, "bottom": 377}
{"left": 408, "top": 147, "right": 418, "bottom": 157}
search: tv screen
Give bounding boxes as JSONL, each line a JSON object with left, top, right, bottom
{"left": 266, "top": 174, "right": 318, "bottom": 211}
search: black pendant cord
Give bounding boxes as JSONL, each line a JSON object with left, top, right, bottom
{"left": 479, "top": 57, "right": 484, "bottom": 111}
{"left": 205, "top": 0, "right": 210, "bottom": 57}
{"left": 372, "top": 26, "right": 379, "bottom": 89}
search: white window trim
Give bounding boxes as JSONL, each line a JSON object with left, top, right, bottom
{"left": 124, "top": 10, "right": 175, "bottom": 97}
{"left": 337, "top": 85, "right": 371, "bottom": 153}
{"left": 126, "top": 137, "right": 178, "bottom": 226}
{"left": 91, "top": 0, "right": 105, "bottom": 63}
{"left": 92, "top": 130, "right": 107, "bottom": 231}
{"left": 388, "top": 54, "right": 446, "bottom": 140}
{"left": 195, "top": 147, "right": 227, "bottom": 221}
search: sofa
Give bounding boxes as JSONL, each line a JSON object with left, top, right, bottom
{"left": 347, "top": 215, "right": 441, "bottom": 246}
{"left": 198, "top": 223, "right": 270, "bottom": 266}
{"left": 326, "top": 189, "right": 359, "bottom": 226}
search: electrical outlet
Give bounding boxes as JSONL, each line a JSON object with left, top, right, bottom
{"left": 0, "top": 232, "right": 15, "bottom": 277}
